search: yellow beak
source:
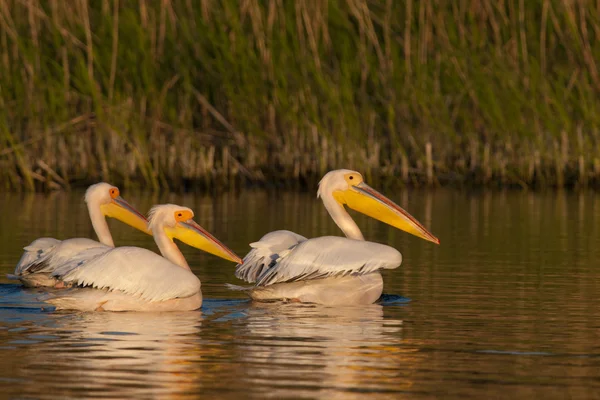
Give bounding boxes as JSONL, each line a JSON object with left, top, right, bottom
{"left": 100, "top": 196, "right": 152, "bottom": 235}
{"left": 334, "top": 182, "right": 440, "bottom": 244}
{"left": 166, "top": 219, "right": 243, "bottom": 264}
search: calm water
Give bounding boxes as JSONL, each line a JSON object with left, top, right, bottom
{"left": 0, "top": 189, "right": 599, "bottom": 399}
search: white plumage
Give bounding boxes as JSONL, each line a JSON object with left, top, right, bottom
{"left": 50, "top": 246, "right": 200, "bottom": 303}
{"left": 253, "top": 236, "right": 402, "bottom": 286}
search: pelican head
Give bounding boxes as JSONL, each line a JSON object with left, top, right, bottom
{"left": 148, "top": 204, "right": 243, "bottom": 263}
{"left": 85, "top": 182, "right": 150, "bottom": 235}
{"left": 318, "top": 169, "right": 439, "bottom": 244}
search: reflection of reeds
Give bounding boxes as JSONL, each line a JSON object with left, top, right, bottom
{"left": 0, "top": 1, "right": 599, "bottom": 190}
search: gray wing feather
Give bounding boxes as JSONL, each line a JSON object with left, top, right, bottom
{"left": 13, "top": 238, "right": 61, "bottom": 276}
{"left": 235, "top": 230, "right": 307, "bottom": 283}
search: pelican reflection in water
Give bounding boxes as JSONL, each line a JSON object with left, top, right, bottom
{"left": 236, "top": 303, "right": 409, "bottom": 397}
{"left": 3, "top": 302, "right": 410, "bottom": 399}
{"left": 8, "top": 311, "right": 207, "bottom": 398}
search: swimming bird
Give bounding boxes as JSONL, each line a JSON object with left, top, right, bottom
{"left": 42, "top": 204, "right": 242, "bottom": 311}
{"left": 10, "top": 183, "right": 150, "bottom": 287}
{"left": 232, "top": 169, "right": 439, "bottom": 305}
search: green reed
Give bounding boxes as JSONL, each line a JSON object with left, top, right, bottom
{"left": 1, "top": 0, "right": 600, "bottom": 191}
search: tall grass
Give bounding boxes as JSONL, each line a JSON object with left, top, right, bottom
{"left": 1, "top": 0, "right": 600, "bottom": 191}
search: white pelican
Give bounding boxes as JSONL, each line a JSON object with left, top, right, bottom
{"left": 10, "top": 183, "right": 151, "bottom": 288}
{"left": 232, "top": 169, "right": 439, "bottom": 305}
{"left": 42, "top": 204, "right": 242, "bottom": 311}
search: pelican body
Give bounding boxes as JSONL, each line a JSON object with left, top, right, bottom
{"left": 11, "top": 183, "right": 150, "bottom": 287}
{"left": 43, "top": 204, "right": 242, "bottom": 312}
{"left": 233, "top": 169, "right": 439, "bottom": 305}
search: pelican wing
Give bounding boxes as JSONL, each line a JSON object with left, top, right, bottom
{"left": 50, "top": 246, "right": 201, "bottom": 303}
{"left": 254, "top": 236, "right": 403, "bottom": 286}
{"left": 13, "top": 237, "right": 61, "bottom": 276}
{"left": 235, "top": 230, "right": 308, "bottom": 283}
{"left": 13, "top": 238, "right": 107, "bottom": 278}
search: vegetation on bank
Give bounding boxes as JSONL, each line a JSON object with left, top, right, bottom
{"left": 1, "top": 0, "right": 600, "bottom": 191}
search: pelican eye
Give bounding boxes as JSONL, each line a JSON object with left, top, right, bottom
{"left": 174, "top": 209, "right": 193, "bottom": 222}
{"left": 344, "top": 173, "right": 363, "bottom": 186}
{"left": 109, "top": 188, "right": 119, "bottom": 198}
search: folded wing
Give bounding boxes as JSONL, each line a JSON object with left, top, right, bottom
{"left": 50, "top": 246, "right": 201, "bottom": 302}
{"left": 15, "top": 238, "right": 109, "bottom": 274}
{"left": 254, "top": 236, "right": 403, "bottom": 286}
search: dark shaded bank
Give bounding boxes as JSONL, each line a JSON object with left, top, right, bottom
{"left": 1, "top": 1, "right": 599, "bottom": 191}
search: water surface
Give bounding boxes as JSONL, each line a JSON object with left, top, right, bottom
{"left": 0, "top": 189, "right": 599, "bottom": 399}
